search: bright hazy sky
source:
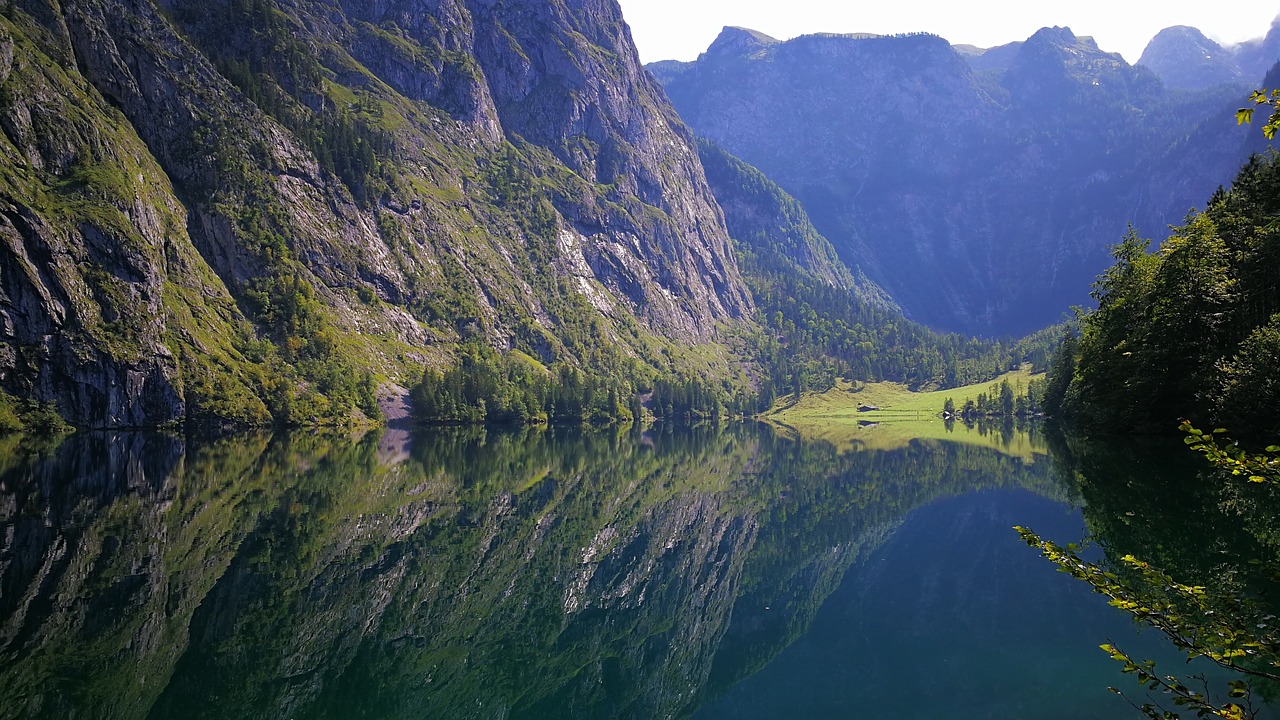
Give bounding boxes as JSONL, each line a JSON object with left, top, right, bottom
{"left": 617, "top": 1, "right": 1280, "bottom": 65}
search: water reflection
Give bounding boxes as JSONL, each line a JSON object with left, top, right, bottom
{"left": 0, "top": 423, "right": 1250, "bottom": 719}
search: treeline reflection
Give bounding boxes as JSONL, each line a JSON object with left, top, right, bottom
{"left": 1, "top": 424, "right": 1068, "bottom": 720}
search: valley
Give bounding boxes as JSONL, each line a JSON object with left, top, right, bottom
{"left": 2, "top": 1, "right": 1280, "bottom": 718}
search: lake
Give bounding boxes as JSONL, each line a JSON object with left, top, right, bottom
{"left": 0, "top": 423, "right": 1272, "bottom": 719}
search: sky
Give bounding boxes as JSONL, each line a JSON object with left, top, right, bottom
{"left": 617, "top": 1, "right": 1280, "bottom": 65}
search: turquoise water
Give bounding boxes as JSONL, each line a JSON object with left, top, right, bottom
{"left": 0, "top": 425, "right": 1270, "bottom": 719}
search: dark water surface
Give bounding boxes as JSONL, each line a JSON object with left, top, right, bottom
{"left": 0, "top": 424, "right": 1270, "bottom": 719}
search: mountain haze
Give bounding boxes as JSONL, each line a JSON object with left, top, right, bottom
{"left": 1137, "top": 26, "right": 1244, "bottom": 90}
{"left": 1138, "top": 19, "right": 1280, "bottom": 91}
{"left": 654, "top": 25, "right": 1275, "bottom": 337}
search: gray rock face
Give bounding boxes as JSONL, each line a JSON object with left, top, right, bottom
{"left": 0, "top": 17, "right": 186, "bottom": 427}
{"left": 324, "top": 0, "right": 503, "bottom": 138}
{"left": 0, "top": 0, "right": 754, "bottom": 427}
{"left": 456, "top": 0, "right": 752, "bottom": 332}
{"left": 654, "top": 25, "right": 1261, "bottom": 336}
{"left": 0, "top": 31, "right": 12, "bottom": 86}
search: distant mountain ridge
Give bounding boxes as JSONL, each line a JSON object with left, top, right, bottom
{"left": 1138, "top": 19, "right": 1280, "bottom": 90}
{"left": 652, "top": 24, "right": 1275, "bottom": 336}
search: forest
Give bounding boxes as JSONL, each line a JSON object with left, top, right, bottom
{"left": 1045, "top": 152, "right": 1280, "bottom": 437}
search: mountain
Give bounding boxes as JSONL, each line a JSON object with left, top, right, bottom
{"left": 654, "top": 25, "right": 1269, "bottom": 337}
{"left": 0, "top": 0, "right": 754, "bottom": 428}
{"left": 1137, "top": 26, "right": 1242, "bottom": 90}
{"left": 1229, "top": 17, "right": 1280, "bottom": 83}
{"left": 961, "top": 40, "right": 1023, "bottom": 73}
{"left": 1137, "top": 20, "right": 1280, "bottom": 91}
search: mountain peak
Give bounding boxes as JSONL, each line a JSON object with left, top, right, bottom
{"left": 703, "top": 26, "right": 779, "bottom": 60}
{"left": 1152, "top": 25, "right": 1213, "bottom": 42}
{"left": 1139, "top": 25, "right": 1242, "bottom": 90}
{"left": 1011, "top": 24, "right": 1131, "bottom": 80}
{"left": 1027, "top": 26, "right": 1079, "bottom": 48}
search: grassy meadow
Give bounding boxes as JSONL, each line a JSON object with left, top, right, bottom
{"left": 760, "top": 366, "right": 1048, "bottom": 459}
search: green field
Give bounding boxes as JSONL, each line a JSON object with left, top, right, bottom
{"left": 760, "top": 367, "right": 1048, "bottom": 459}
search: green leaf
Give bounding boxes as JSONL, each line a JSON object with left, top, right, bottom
{"left": 1238, "top": 108, "right": 1255, "bottom": 125}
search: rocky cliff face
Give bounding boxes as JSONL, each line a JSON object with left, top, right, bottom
{"left": 0, "top": 14, "right": 202, "bottom": 427}
{"left": 655, "top": 25, "right": 1266, "bottom": 336}
{"left": 0, "top": 0, "right": 752, "bottom": 428}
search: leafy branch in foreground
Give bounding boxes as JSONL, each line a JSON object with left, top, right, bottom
{"left": 1015, "top": 527, "right": 1280, "bottom": 718}
{"left": 1016, "top": 426, "right": 1280, "bottom": 719}
{"left": 1236, "top": 89, "right": 1280, "bottom": 140}
{"left": 1180, "top": 422, "right": 1280, "bottom": 485}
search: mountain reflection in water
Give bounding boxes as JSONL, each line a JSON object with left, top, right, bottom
{"left": 0, "top": 424, "right": 1261, "bottom": 719}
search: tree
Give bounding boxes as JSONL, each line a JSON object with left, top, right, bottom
{"left": 999, "top": 380, "right": 1015, "bottom": 418}
{"left": 1019, "top": 425, "right": 1280, "bottom": 719}
{"left": 1024, "top": 88, "right": 1280, "bottom": 720}
{"left": 1043, "top": 330, "right": 1078, "bottom": 417}
{"left": 1236, "top": 89, "right": 1280, "bottom": 140}
{"left": 1054, "top": 148, "right": 1280, "bottom": 434}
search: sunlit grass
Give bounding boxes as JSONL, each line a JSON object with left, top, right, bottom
{"left": 760, "top": 366, "right": 1048, "bottom": 459}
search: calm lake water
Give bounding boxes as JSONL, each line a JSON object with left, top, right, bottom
{"left": 0, "top": 423, "right": 1272, "bottom": 719}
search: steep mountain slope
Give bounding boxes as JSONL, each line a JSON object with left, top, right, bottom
{"left": 1123, "top": 63, "right": 1280, "bottom": 253}
{"left": 654, "top": 25, "right": 1266, "bottom": 337}
{"left": 695, "top": 139, "right": 893, "bottom": 308}
{"left": 0, "top": 11, "right": 260, "bottom": 426}
{"left": 0, "top": 0, "right": 753, "bottom": 427}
